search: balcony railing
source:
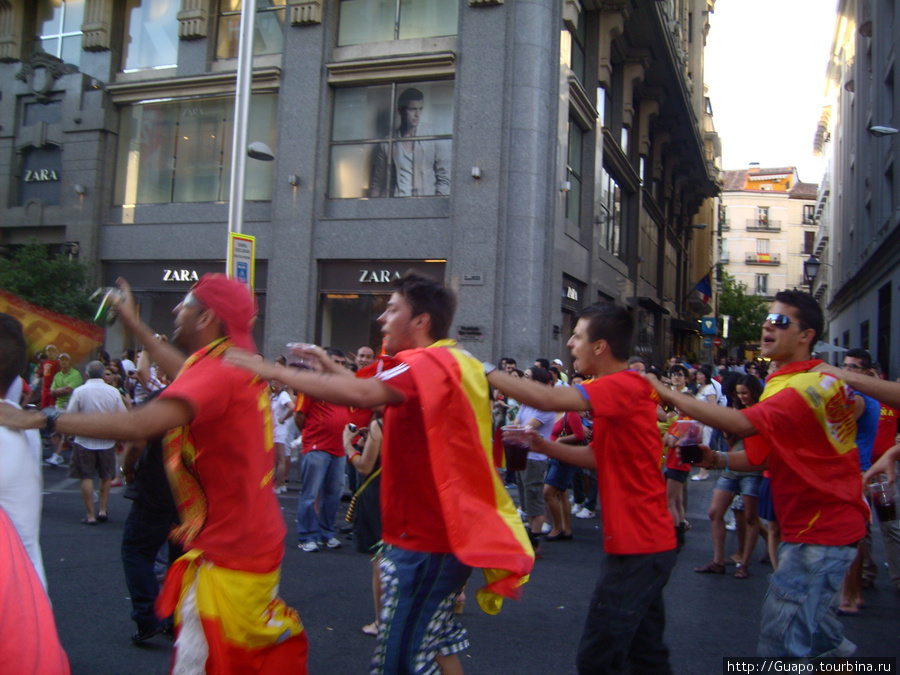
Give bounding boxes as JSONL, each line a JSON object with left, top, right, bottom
{"left": 719, "top": 219, "right": 731, "bottom": 231}
{"left": 746, "top": 219, "right": 782, "bottom": 232}
{"left": 719, "top": 252, "right": 730, "bottom": 263}
{"left": 746, "top": 253, "right": 781, "bottom": 265}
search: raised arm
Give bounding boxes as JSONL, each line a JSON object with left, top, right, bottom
{"left": 486, "top": 368, "right": 590, "bottom": 412}
{"left": 653, "top": 380, "right": 758, "bottom": 438}
{"left": 815, "top": 363, "right": 900, "bottom": 410}
{"left": 115, "top": 277, "right": 186, "bottom": 381}
{"left": 226, "top": 349, "right": 403, "bottom": 409}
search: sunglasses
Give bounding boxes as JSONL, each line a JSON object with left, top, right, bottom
{"left": 763, "top": 313, "right": 797, "bottom": 329}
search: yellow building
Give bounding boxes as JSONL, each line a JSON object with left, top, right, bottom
{"left": 718, "top": 165, "right": 818, "bottom": 299}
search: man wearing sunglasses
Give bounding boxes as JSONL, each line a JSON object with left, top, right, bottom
{"left": 650, "top": 289, "right": 868, "bottom": 659}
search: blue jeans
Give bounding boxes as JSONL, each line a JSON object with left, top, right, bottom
{"left": 757, "top": 542, "right": 858, "bottom": 657}
{"left": 121, "top": 502, "right": 180, "bottom": 631}
{"left": 296, "top": 450, "right": 344, "bottom": 543}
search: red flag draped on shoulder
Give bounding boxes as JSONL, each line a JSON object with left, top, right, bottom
{"left": 398, "top": 341, "right": 534, "bottom": 614}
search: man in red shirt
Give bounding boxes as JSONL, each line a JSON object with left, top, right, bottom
{"left": 486, "top": 303, "right": 677, "bottom": 674}
{"left": 38, "top": 344, "right": 60, "bottom": 409}
{"left": 654, "top": 290, "right": 867, "bottom": 659}
{"left": 0, "top": 275, "right": 307, "bottom": 674}
{"left": 294, "top": 348, "right": 350, "bottom": 552}
{"left": 226, "top": 272, "right": 533, "bottom": 675}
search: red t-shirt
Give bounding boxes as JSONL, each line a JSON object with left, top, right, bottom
{"left": 579, "top": 370, "right": 676, "bottom": 555}
{"left": 159, "top": 355, "right": 285, "bottom": 560}
{"left": 663, "top": 415, "right": 693, "bottom": 471}
{"left": 742, "top": 363, "right": 868, "bottom": 546}
{"left": 873, "top": 403, "right": 899, "bottom": 462}
{"left": 294, "top": 395, "right": 348, "bottom": 456}
{"left": 40, "top": 359, "right": 60, "bottom": 409}
{"left": 376, "top": 362, "right": 451, "bottom": 553}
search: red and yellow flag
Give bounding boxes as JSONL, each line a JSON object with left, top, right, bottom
{"left": 400, "top": 340, "right": 534, "bottom": 614}
{"left": 0, "top": 289, "right": 102, "bottom": 363}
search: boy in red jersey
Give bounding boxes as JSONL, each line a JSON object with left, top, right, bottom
{"left": 653, "top": 290, "right": 867, "bottom": 658}
{"left": 486, "top": 302, "right": 677, "bottom": 674}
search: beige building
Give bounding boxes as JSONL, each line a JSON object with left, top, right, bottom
{"left": 718, "top": 165, "right": 818, "bottom": 299}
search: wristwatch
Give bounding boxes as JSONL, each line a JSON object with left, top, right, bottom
{"left": 41, "top": 407, "right": 61, "bottom": 434}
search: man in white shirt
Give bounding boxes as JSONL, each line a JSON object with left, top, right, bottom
{"left": 66, "top": 360, "right": 127, "bottom": 524}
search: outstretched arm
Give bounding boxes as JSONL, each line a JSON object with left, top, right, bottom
{"left": 815, "top": 363, "right": 900, "bottom": 410}
{"left": 486, "top": 369, "right": 590, "bottom": 412}
{"left": 226, "top": 349, "right": 403, "bottom": 409}
{"left": 652, "top": 379, "right": 758, "bottom": 438}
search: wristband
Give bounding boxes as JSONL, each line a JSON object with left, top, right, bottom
{"left": 41, "top": 407, "right": 60, "bottom": 434}
{"left": 347, "top": 449, "right": 361, "bottom": 465}
{"left": 483, "top": 361, "right": 497, "bottom": 376}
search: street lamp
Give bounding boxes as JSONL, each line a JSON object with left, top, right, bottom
{"left": 803, "top": 255, "right": 821, "bottom": 294}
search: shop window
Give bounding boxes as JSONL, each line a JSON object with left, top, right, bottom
{"left": 35, "top": 0, "right": 85, "bottom": 66}
{"left": 122, "top": 0, "right": 179, "bottom": 72}
{"left": 216, "top": 0, "right": 285, "bottom": 60}
{"left": 114, "top": 94, "right": 277, "bottom": 205}
{"left": 329, "top": 81, "right": 453, "bottom": 199}
{"left": 338, "top": 0, "right": 457, "bottom": 47}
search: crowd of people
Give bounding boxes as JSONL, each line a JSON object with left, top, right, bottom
{"left": 0, "top": 276, "right": 899, "bottom": 673}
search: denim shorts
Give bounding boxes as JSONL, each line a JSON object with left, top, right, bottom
{"left": 757, "top": 542, "right": 857, "bottom": 658}
{"left": 545, "top": 458, "right": 579, "bottom": 491}
{"left": 715, "top": 473, "right": 762, "bottom": 498}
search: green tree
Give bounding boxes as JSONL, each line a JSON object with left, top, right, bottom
{"left": 0, "top": 244, "right": 96, "bottom": 320}
{"left": 718, "top": 269, "right": 769, "bottom": 347}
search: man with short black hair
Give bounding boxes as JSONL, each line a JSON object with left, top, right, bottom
{"left": 356, "top": 345, "right": 376, "bottom": 370}
{"left": 227, "top": 271, "right": 533, "bottom": 675}
{"left": 487, "top": 302, "right": 677, "bottom": 674}
{"left": 651, "top": 289, "right": 867, "bottom": 658}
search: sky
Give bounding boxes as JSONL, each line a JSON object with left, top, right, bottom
{"left": 704, "top": 0, "right": 838, "bottom": 184}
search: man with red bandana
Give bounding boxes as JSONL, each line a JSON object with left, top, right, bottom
{"left": 0, "top": 275, "right": 307, "bottom": 674}
{"left": 652, "top": 290, "right": 868, "bottom": 659}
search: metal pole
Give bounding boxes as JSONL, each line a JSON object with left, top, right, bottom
{"left": 227, "top": 0, "right": 256, "bottom": 236}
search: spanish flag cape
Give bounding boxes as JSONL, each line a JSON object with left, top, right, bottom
{"left": 747, "top": 359, "right": 867, "bottom": 527}
{"left": 156, "top": 339, "right": 307, "bottom": 674}
{"left": 394, "top": 340, "right": 535, "bottom": 614}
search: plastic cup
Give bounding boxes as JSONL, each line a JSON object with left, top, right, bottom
{"left": 869, "top": 480, "right": 898, "bottom": 523}
{"left": 501, "top": 424, "right": 531, "bottom": 471}
{"left": 91, "top": 287, "right": 122, "bottom": 326}
{"left": 673, "top": 419, "right": 704, "bottom": 464}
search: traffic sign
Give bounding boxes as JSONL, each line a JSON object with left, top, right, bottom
{"left": 713, "top": 337, "right": 723, "bottom": 347}
{"left": 702, "top": 338, "right": 713, "bottom": 348}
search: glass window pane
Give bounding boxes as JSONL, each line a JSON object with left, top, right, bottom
{"left": 216, "top": 14, "right": 240, "bottom": 59}
{"left": 338, "top": 0, "right": 395, "bottom": 46}
{"left": 566, "top": 172, "right": 581, "bottom": 224}
{"left": 371, "top": 138, "right": 451, "bottom": 197}
{"left": 37, "top": 37, "right": 59, "bottom": 57}
{"left": 332, "top": 85, "right": 393, "bottom": 142}
{"left": 253, "top": 8, "right": 285, "bottom": 56}
{"left": 115, "top": 103, "right": 177, "bottom": 205}
{"left": 568, "top": 123, "right": 583, "bottom": 170}
{"left": 398, "top": 0, "right": 458, "bottom": 40}
{"left": 172, "top": 100, "right": 227, "bottom": 203}
{"left": 62, "top": 0, "right": 85, "bottom": 32}
{"left": 329, "top": 144, "right": 378, "bottom": 199}
{"left": 36, "top": 0, "right": 62, "bottom": 36}
{"left": 244, "top": 94, "right": 278, "bottom": 200}
{"left": 389, "top": 81, "right": 454, "bottom": 136}
{"left": 122, "top": 0, "right": 180, "bottom": 71}
{"left": 60, "top": 35, "right": 82, "bottom": 65}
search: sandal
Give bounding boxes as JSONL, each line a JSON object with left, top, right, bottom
{"left": 80, "top": 517, "right": 98, "bottom": 526}
{"left": 734, "top": 564, "right": 749, "bottom": 579}
{"left": 361, "top": 622, "right": 379, "bottom": 636}
{"left": 694, "top": 561, "right": 726, "bottom": 574}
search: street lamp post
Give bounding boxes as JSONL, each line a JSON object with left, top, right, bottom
{"left": 803, "top": 255, "right": 821, "bottom": 295}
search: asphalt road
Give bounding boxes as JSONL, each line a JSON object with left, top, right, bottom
{"left": 36, "top": 463, "right": 900, "bottom": 674}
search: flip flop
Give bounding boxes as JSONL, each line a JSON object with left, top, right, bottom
{"left": 734, "top": 564, "right": 749, "bottom": 579}
{"left": 80, "top": 517, "right": 98, "bottom": 526}
{"left": 694, "top": 561, "right": 726, "bottom": 574}
{"left": 835, "top": 607, "right": 860, "bottom": 617}
{"left": 96, "top": 513, "right": 109, "bottom": 522}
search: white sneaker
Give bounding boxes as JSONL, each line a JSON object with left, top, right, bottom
{"left": 299, "top": 541, "right": 319, "bottom": 552}
{"left": 45, "top": 454, "right": 64, "bottom": 466}
{"left": 571, "top": 504, "right": 584, "bottom": 516}
{"left": 325, "top": 537, "right": 342, "bottom": 549}
{"left": 517, "top": 508, "right": 528, "bottom": 522}
{"left": 576, "top": 509, "right": 596, "bottom": 519}
{"left": 540, "top": 522, "right": 552, "bottom": 534}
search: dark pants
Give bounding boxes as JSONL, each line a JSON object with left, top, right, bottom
{"left": 121, "top": 502, "right": 180, "bottom": 631}
{"left": 577, "top": 548, "right": 677, "bottom": 675}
